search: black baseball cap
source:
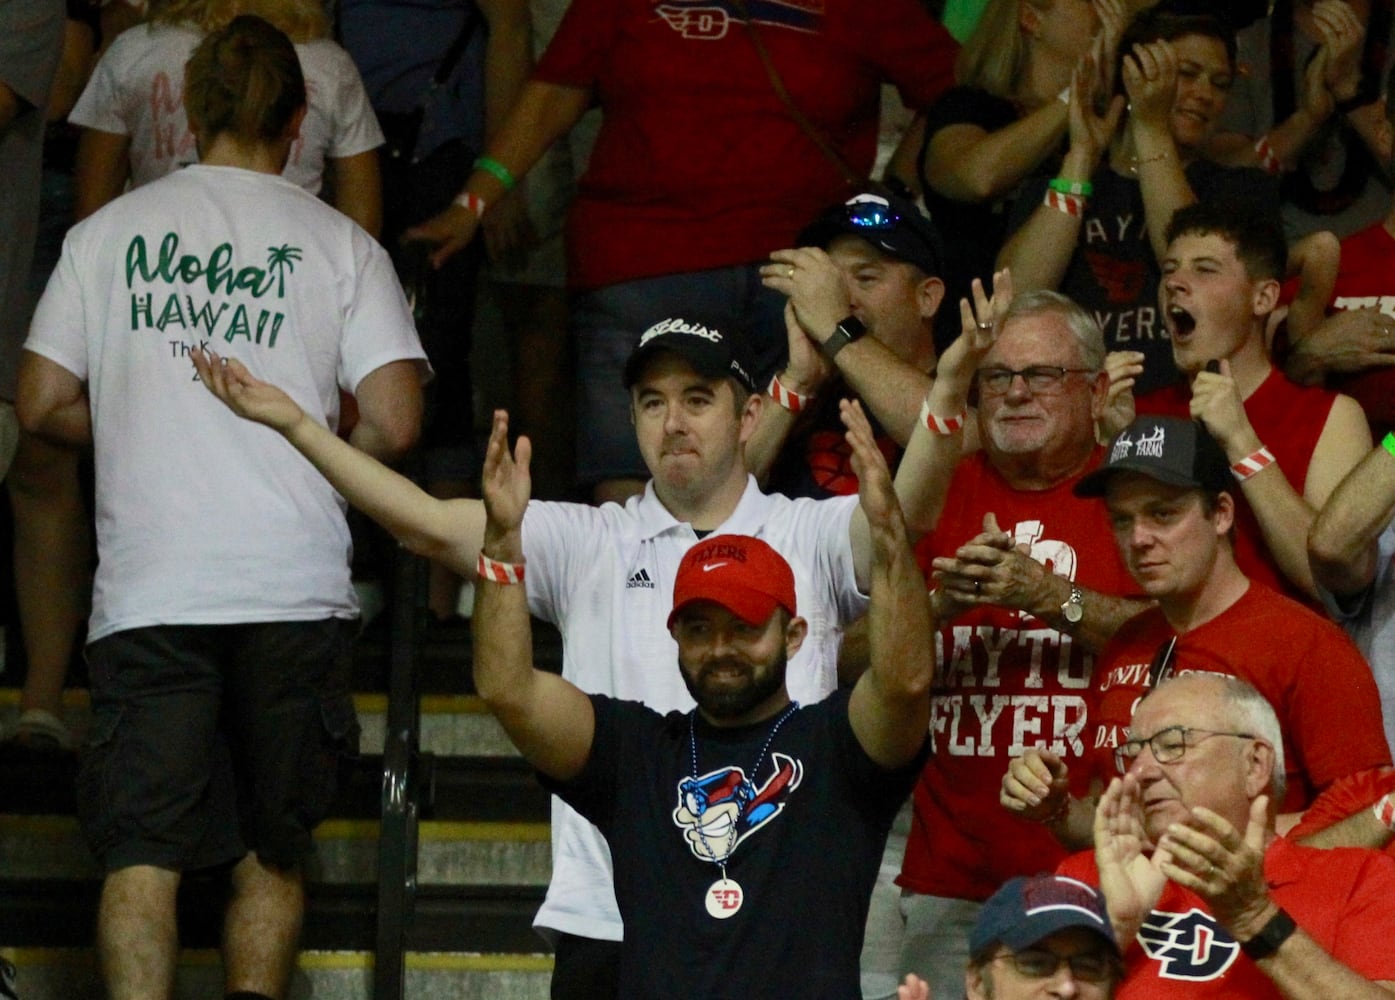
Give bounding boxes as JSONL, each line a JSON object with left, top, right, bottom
{"left": 1074, "top": 416, "right": 1231, "bottom": 497}
{"left": 970, "top": 874, "right": 1120, "bottom": 962}
{"left": 622, "top": 316, "right": 758, "bottom": 393}
{"left": 797, "top": 191, "right": 944, "bottom": 277}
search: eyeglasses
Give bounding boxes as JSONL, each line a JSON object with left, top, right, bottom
{"left": 1114, "top": 725, "right": 1257, "bottom": 774}
{"left": 844, "top": 200, "right": 902, "bottom": 230}
{"left": 993, "top": 949, "right": 1117, "bottom": 982}
{"left": 975, "top": 366, "right": 1096, "bottom": 395}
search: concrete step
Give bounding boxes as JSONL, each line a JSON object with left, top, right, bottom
{"left": 0, "top": 816, "right": 551, "bottom": 886}
{"left": 0, "top": 690, "right": 524, "bottom": 760}
{"left": 2, "top": 947, "right": 552, "bottom": 1000}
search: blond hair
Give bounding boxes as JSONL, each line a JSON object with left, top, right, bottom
{"left": 147, "top": 0, "right": 327, "bottom": 42}
{"left": 957, "top": 0, "right": 1040, "bottom": 97}
{"left": 184, "top": 14, "right": 306, "bottom": 145}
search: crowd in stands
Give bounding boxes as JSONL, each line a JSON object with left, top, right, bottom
{"left": 3, "top": 0, "right": 1395, "bottom": 998}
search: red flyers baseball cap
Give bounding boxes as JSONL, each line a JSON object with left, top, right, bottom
{"left": 667, "top": 535, "right": 797, "bottom": 629}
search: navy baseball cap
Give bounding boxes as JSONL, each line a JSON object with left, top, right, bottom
{"left": 1074, "top": 416, "right": 1232, "bottom": 497}
{"left": 797, "top": 191, "right": 944, "bottom": 277}
{"left": 622, "top": 316, "right": 758, "bottom": 393}
{"left": 970, "top": 875, "right": 1120, "bottom": 961}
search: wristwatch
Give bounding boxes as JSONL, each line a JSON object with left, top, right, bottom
{"left": 820, "top": 316, "right": 866, "bottom": 362}
{"left": 1060, "top": 583, "right": 1084, "bottom": 625}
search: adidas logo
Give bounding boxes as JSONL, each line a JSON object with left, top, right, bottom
{"left": 626, "top": 568, "right": 655, "bottom": 589}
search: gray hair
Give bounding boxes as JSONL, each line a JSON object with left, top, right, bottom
{"left": 1151, "top": 672, "right": 1286, "bottom": 802}
{"left": 1002, "top": 289, "right": 1106, "bottom": 371}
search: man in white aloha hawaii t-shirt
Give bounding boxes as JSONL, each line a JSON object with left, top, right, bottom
{"left": 18, "top": 17, "right": 424, "bottom": 999}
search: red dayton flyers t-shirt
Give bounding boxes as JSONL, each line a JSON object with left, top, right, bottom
{"left": 1058, "top": 839, "right": 1395, "bottom": 997}
{"left": 533, "top": 0, "right": 956, "bottom": 290}
{"left": 1137, "top": 370, "right": 1336, "bottom": 607}
{"left": 897, "top": 449, "right": 1136, "bottom": 901}
{"left": 1085, "top": 584, "right": 1391, "bottom": 814}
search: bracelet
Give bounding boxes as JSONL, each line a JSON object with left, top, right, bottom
{"left": 1375, "top": 792, "right": 1395, "bottom": 831}
{"left": 473, "top": 156, "right": 516, "bottom": 191}
{"left": 1253, "top": 136, "right": 1281, "bottom": 175}
{"left": 1127, "top": 151, "right": 1171, "bottom": 174}
{"left": 1048, "top": 176, "right": 1094, "bottom": 198}
{"left": 1239, "top": 907, "right": 1298, "bottom": 961}
{"left": 1044, "top": 188, "right": 1087, "bottom": 217}
{"left": 1057, "top": 87, "right": 1071, "bottom": 106}
{"left": 918, "top": 397, "right": 966, "bottom": 435}
{"left": 453, "top": 191, "right": 488, "bottom": 217}
{"left": 477, "top": 552, "right": 525, "bottom": 584}
{"left": 1231, "top": 446, "right": 1276, "bottom": 481}
{"left": 767, "top": 373, "right": 813, "bottom": 414}
{"left": 1381, "top": 431, "right": 1395, "bottom": 459}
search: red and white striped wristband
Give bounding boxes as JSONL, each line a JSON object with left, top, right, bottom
{"left": 1375, "top": 792, "right": 1395, "bottom": 832}
{"left": 1044, "top": 188, "right": 1086, "bottom": 217}
{"left": 919, "top": 397, "right": 966, "bottom": 436}
{"left": 477, "top": 552, "right": 525, "bottom": 585}
{"left": 1254, "top": 136, "right": 1281, "bottom": 175}
{"left": 1231, "top": 446, "right": 1276, "bottom": 481}
{"left": 453, "top": 191, "right": 488, "bottom": 218}
{"left": 767, "top": 373, "right": 813, "bottom": 414}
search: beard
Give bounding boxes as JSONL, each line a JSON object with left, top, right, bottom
{"left": 681, "top": 649, "right": 788, "bottom": 722}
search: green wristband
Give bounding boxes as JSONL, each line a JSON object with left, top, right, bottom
{"left": 473, "top": 156, "right": 516, "bottom": 191}
{"left": 1048, "top": 176, "right": 1093, "bottom": 198}
{"left": 1382, "top": 431, "right": 1395, "bottom": 458}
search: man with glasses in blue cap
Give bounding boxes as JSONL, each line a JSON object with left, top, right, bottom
{"left": 1059, "top": 671, "right": 1395, "bottom": 997}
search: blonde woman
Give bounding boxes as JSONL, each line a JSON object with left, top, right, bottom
{"left": 894, "top": 0, "right": 1127, "bottom": 345}
{"left": 69, "top": 0, "right": 382, "bottom": 235}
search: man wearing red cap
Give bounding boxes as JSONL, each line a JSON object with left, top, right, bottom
{"left": 469, "top": 398, "right": 933, "bottom": 999}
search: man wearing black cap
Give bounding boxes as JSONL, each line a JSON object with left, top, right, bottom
{"left": 1003, "top": 415, "right": 1393, "bottom": 855}
{"left": 469, "top": 395, "right": 933, "bottom": 999}
{"left": 751, "top": 191, "right": 953, "bottom": 499}
{"left": 192, "top": 313, "right": 912, "bottom": 996}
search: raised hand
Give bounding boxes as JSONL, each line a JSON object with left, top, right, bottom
{"left": 843, "top": 398, "right": 901, "bottom": 532}
{"left": 190, "top": 346, "right": 306, "bottom": 434}
{"left": 1156, "top": 796, "right": 1277, "bottom": 940}
{"left": 1122, "top": 40, "right": 1180, "bottom": 134}
{"left": 1095, "top": 774, "right": 1168, "bottom": 946}
{"left": 1099, "top": 350, "right": 1144, "bottom": 440}
{"left": 480, "top": 409, "right": 532, "bottom": 543}
{"left": 896, "top": 973, "right": 932, "bottom": 1000}
{"left": 762, "top": 246, "right": 855, "bottom": 356}
{"left": 1189, "top": 358, "right": 1259, "bottom": 457}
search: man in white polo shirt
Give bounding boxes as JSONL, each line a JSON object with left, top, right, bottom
{"left": 192, "top": 312, "right": 895, "bottom": 997}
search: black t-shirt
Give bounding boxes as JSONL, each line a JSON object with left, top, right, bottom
{"left": 543, "top": 689, "right": 925, "bottom": 999}
{"left": 920, "top": 86, "right": 1048, "bottom": 351}
{"left": 1008, "top": 160, "right": 1280, "bottom": 395}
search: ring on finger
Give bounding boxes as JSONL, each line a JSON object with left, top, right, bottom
{"left": 977, "top": 321, "right": 993, "bottom": 331}
{"left": 974, "top": 580, "right": 982, "bottom": 594}
{"left": 787, "top": 266, "right": 796, "bottom": 278}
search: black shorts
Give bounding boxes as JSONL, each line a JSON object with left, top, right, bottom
{"left": 78, "top": 619, "right": 359, "bottom": 873}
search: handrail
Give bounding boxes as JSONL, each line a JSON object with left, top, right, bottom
{"left": 373, "top": 537, "right": 426, "bottom": 1000}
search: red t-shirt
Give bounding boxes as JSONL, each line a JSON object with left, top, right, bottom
{"left": 1058, "top": 839, "right": 1395, "bottom": 997}
{"left": 533, "top": 0, "right": 957, "bottom": 289}
{"left": 1085, "top": 585, "right": 1391, "bottom": 813}
{"left": 1327, "top": 221, "right": 1395, "bottom": 436}
{"left": 1136, "top": 370, "right": 1336, "bottom": 606}
{"left": 896, "top": 449, "right": 1137, "bottom": 900}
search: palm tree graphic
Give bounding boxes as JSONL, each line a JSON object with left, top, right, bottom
{"left": 265, "top": 244, "right": 303, "bottom": 299}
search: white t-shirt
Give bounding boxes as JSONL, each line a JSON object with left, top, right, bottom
{"left": 69, "top": 23, "right": 383, "bottom": 194}
{"left": 26, "top": 165, "right": 426, "bottom": 642}
{"left": 522, "top": 478, "right": 869, "bottom": 940}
